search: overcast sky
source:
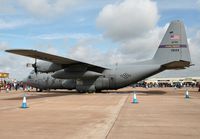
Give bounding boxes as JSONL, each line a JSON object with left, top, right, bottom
{"left": 0, "top": 0, "right": 200, "bottom": 80}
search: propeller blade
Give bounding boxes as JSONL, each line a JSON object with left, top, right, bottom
{"left": 32, "top": 59, "right": 38, "bottom": 74}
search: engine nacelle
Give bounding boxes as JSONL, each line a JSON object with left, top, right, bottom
{"left": 95, "top": 77, "right": 109, "bottom": 90}
{"left": 36, "top": 61, "right": 62, "bottom": 72}
{"left": 62, "top": 80, "right": 76, "bottom": 90}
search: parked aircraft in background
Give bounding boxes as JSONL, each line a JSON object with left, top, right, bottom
{"left": 6, "top": 20, "right": 192, "bottom": 92}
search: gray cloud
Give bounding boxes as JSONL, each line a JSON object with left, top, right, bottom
{"left": 0, "top": 53, "right": 32, "bottom": 80}
{"left": 67, "top": 38, "right": 104, "bottom": 63}
{"left": 18, "top": 0, "right": 84, "bottom": 19}
{"left": 96, "top": 0, "right": 165, "bottom": 62}
{"left": 118, "top": 26, "right": 167, "bottom": 60}
{"left": 189, "top": 30, "right": 200, "bottom": 65}
{"left": 0, "top": 0, "right": 16, "bottom": 14}
{"left": 0, "top": 41, "right": 33, "bottom": 80}
{"left": 0, "top": 42, "right": 10, "bottom": 50}
{"left": 198, "top": 0, "right": 200, "bottom": 7}
{"left": 96, "top": 0, "right": 159, "bottom": 41}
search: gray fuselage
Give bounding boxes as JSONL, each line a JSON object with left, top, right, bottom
{"left": 25, "top": 63, "right": 162, "bottom": 92}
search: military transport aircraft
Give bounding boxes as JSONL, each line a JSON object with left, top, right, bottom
{"left": 6, "top": 20, "right": 192, "bottom": 93}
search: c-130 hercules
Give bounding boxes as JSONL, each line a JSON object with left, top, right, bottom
{"left": 6, "top": 20, "right": 192, "bottom": 92}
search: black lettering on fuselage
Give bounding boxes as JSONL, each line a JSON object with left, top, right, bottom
{"left": 171, "top": 49, "right": 179, "bottom": 52}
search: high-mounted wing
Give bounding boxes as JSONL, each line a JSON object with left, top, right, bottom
{"left": 5, "top": 49, "right": 108, "bottom": 72}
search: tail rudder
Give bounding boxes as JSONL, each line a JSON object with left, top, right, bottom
{"left": 153, "top": 20, "right": 191, "bottom": 68}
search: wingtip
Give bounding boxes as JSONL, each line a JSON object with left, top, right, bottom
{"left": 5, "top": 49, "right": 17, "bottom": 53}
{"left": 5, "top": 49, "right": 35, "bottom": 53}
{"left": 5, "top": 49, "right": 15, "bottom": 53}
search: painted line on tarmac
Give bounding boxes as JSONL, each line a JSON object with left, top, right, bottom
{"left": 105, "top": 94, "right": 129, "bottom": 139}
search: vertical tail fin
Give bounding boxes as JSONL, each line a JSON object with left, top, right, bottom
{"left": 153, "top": 20, "right": 191, "bottom": 68}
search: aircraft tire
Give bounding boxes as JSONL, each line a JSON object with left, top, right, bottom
{"left": 36, "top": 88, "right": 43, "bottom": 92}
{"left": 96, "top": 90, "right": 102, "bottom": 93}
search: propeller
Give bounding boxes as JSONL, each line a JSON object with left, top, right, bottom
{"left": 26, "top": 59, "right": 38, "bottom": 74}
{"left": 32, "top": 58, "right": 38, "bottom": 74}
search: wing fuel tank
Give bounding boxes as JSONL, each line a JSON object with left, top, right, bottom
{"left": 52, "top": 70, "right": 103, "bottom": 79}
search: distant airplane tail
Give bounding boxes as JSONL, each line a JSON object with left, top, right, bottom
{"left": 153, "top": 20, "right": 191, "bottom": 69}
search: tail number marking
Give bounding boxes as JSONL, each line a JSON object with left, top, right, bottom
{"left": 171, "top": 49, "right": 179, "bottom": 52}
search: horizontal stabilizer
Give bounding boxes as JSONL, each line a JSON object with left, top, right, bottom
{"left": 161, "top": 60, "right": 191, "bottom": 70}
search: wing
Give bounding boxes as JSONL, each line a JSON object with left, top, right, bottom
{"left": 5, "top": 49, "right": 108, "bottom": 72}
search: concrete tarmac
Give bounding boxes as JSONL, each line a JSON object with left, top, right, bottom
{"left": 0, "top": 87, "right": 200, "bottom": 139}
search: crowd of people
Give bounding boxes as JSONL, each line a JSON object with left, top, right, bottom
{"left": 1, "top": 79, "right": 200, "bottom": 92}
{"left": 0, "top": 80, "right": 31, "bottom": 92}
{"left": 133, "top": 81, "right": 200, "bottom": 91}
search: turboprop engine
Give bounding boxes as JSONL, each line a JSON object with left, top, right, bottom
{"left": 52, "top": 64, "right": 103, "bottom": 79}
{"left": 32, "top": 61, "right": 63, "bottom": 73}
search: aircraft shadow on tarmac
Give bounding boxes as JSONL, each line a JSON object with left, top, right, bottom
{"left": 2, "top": 91, "right": 79, "bottom": 100}
{"left": 2, "top": 89, "right": 166, "bottom": 100}
{"left": 105, "top": 90, "right": 166, "bottom": 95}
